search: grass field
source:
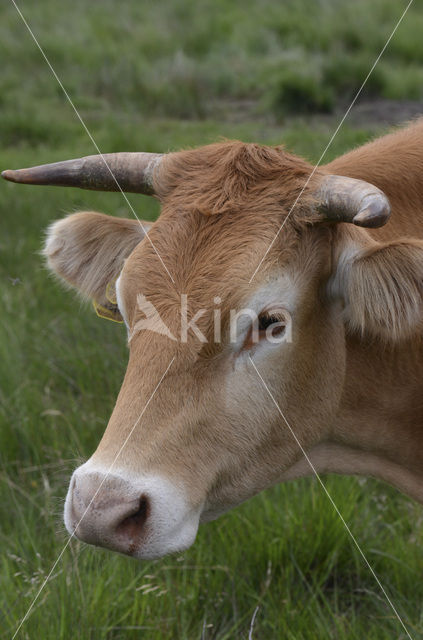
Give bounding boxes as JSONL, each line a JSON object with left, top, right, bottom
{"left": 1, "top": 0, "right": 423, "bottom": 638}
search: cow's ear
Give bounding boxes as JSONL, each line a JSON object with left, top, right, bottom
{"left": 43, "top": 212, "right": 149, "bottom": 310}
{"left": 332, "top": 235, "right": 423, "bottom": 341}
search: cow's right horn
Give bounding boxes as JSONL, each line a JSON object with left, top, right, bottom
{"left": 1, "top": 152, "right": 163, "bottom": 195}
{"left": 315, "top": 174, "right": 391, "bottom": 228}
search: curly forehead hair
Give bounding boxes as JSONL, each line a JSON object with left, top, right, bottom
{"left": 158, "top": 140, "right": 318, "bottom": 222}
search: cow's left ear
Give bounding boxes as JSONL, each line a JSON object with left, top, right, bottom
{"left": 331, "top": 235, "right": 423, "bottom": 341}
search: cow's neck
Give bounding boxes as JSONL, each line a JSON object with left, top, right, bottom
{"left": 339, "top": 336, "right": 423, "bottom": 497}
{"left": 312, "top": 121, "right": 423, "bottom": 501}
{"left": 284, "top": 337, "right": 423, "bottom": 503}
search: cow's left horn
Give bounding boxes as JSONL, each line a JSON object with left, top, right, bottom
{"left": 315, "top": 174, "right": 391, "bottom": 228}
{"left": 1, "top": 152, "right": 163, "bottom": 195}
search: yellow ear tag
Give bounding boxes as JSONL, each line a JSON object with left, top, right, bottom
{"left": 93, "top": 280, "right": 123, "bottom": 323}
{"left": 105, "top": 280, "right": 118, "bottom": 305}
{"left": 93, "top": 300, "right": 124, "bottom": 323}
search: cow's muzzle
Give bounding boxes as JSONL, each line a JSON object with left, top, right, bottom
{"left": 64, "top": 463, "right": 201, "bottom": 559}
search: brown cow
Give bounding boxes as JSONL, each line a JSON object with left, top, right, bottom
{"left": 3, "top": 119, "right": 423, "bottom": 559}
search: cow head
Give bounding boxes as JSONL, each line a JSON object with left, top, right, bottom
{"left": 7, "top": 141, "right": 422, "bottom": 559}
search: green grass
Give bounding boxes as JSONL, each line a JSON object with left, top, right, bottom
{"left": 1, "top": 0, "right": 423, "bottom": 124}
{"left": 1, "top": 0, "right": 423, "bottom": 638}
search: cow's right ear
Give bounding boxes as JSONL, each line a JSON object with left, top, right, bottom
{"left": 43, "top": 212, "right": 150, "bottom": 309}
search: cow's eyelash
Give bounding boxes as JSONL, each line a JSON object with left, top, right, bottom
{"left": 241, "top": 310, "right": 287, "bottom": 351}
{"left": 258, "top": 312, "right": 286, "bottom": 333}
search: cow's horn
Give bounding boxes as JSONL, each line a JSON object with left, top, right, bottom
{"left": 1, "top": 152, "right": 163, "bottom": 195}
{"left": 315, "top": 174, "right": 391, "bottom": 228}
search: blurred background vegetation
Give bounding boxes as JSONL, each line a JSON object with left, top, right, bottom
{"left": 1, "top": 0, "right": 423, "bottom": 638}
{"left": 2, "top": 0, "right": 423, "bottom": 144}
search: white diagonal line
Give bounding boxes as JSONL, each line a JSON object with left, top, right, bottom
{"left": 249, "top": 0, "right": 414, "bottom": 284}
{"left": 11, "top": 357, "right": 175, "bottom": 640}
{"left": 248, "top": 355, "right": 413, "bottom": 640}
{"left": 9, "top": 0, "right": 175, "bottom": 284}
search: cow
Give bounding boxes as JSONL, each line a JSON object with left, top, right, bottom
{"left": 3, "top": 119, "right": 423, "bottom": 559}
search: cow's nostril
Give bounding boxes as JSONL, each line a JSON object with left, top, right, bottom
{"left": 116, "top": 495, "right": 149, "bottom": 540}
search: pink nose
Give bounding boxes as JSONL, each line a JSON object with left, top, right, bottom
{"left": 64, "top": 464, "right": 202, "bottom": 559}
{"left": 65, "top": 471, "right": 150, "bottom": 556}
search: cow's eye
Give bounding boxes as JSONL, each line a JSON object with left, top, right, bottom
{"left": 240, "top": 308, "right": 288, "bottom": 351}
{"left": 258, "top": 311, "right": 286, "bottom": 338}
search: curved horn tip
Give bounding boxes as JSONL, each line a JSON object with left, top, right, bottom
{"left": 352, "top": 200, "right": 391, "bottom": 229}
{"left": 2, "top": 168, "right": 40, "bottom": 185}
{"left": 1, "top": 170, "right": 17, "bottom": 182}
